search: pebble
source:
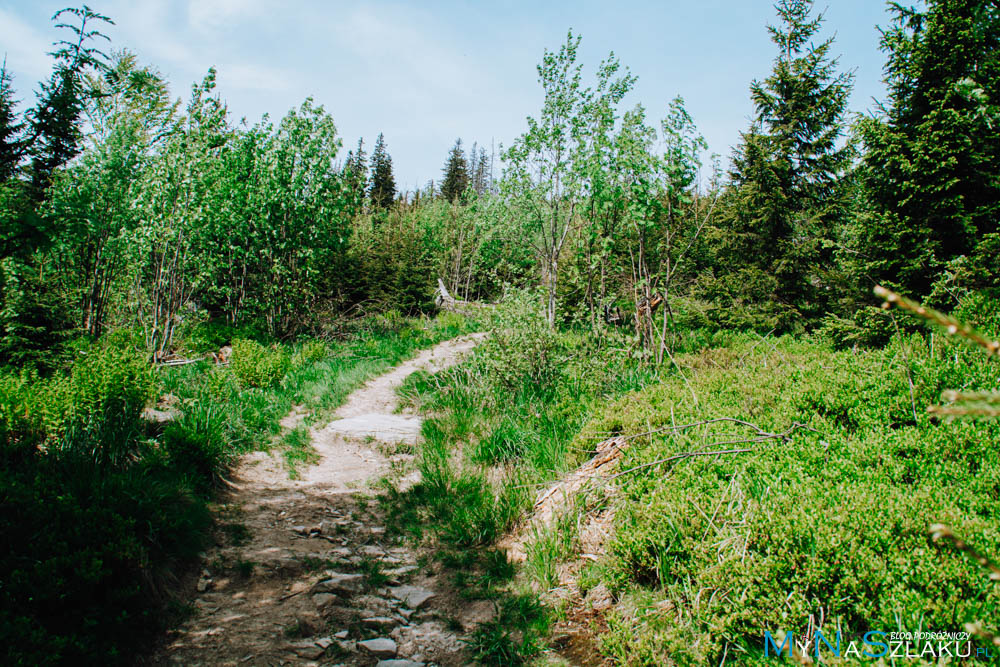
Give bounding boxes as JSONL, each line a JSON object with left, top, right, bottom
{"left": 358, "top": 637, "right": 397, "bottom": 658}
{"left": 389, "top": 585, "right": 435, "bottom": 609}
{"left": 312, "top": 573, "right": 365, "bottom": 595}
{"left": 311, "top": 593, "right": 337, "bottom": 609}
{"left": 289, "top": 642, "right": 324, "bottom": 659}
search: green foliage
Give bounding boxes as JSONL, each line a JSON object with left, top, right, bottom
{"left": 0, "top": 313, "right": 472, "bottom": 664}
{"left": 291, "top": 340, "right": 329, "bottom": 368}
{"left": 856, "top": 0, "right": 1000, "bottom": 298}
{"left": 27, "top": 7, "right": 113, "bottom": 198}
{"left": 161, "top": 408, "right": 231, "bottom": 496}
{"left": 466, "top": 594, "right": 550, "bottom": 665}
{"left": 580, "top": 336, "right": 1000, "bottom": 663}
{"left": 704, "top": 0, "right": 853, "bottom": 331}
{"left": 441, "top": 137, "right": 470, "bottom": 203}
{"left": 0, "top": 455, "right": 211, "bottom": 666}
{"left": 42, "top": 341, "right": 155, "bottom": 468}
{"left": 0, "top": 65, "right": 23, "bottom": 182}
{"left": 480, "top": 288, "right": 562, "bottom": 391}
{"left": 369, "top": 132, "right": 396, "bottom": 210}
{"left": 229, "top": 339, "right": 290, "bottom": 389}
{"left": 954, "top": 290, "right": 1000, "bottom": 340}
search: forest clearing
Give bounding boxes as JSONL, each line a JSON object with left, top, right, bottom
{"left": 1, "top": 1, "right": 999, "bottom": 665}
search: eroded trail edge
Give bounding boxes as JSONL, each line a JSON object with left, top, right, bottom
{"left": 158, "top": 334, "right": 487, "bottom": 667}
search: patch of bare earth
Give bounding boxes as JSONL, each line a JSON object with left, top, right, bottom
{"left": 152, "top": 334, "right": 489, "bottom": 667}
{"left": 501, "top": 436, "right": 629, "bottom": 667}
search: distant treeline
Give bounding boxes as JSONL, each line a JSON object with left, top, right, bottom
{"left": 0, "top": 0, "right": 997, "bottom": 368}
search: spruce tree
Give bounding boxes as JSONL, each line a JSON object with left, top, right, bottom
{"left": 472, "top": 145, "right": 490, "bottom": 195}
{"left": 713, "top": 0, "right": 853, "bottom": 331}
{"left": 857, "top": 0, "right": 1000, "bottom": 299}
{"left": 440, "top": 138, "right": 469, "bottom": 202}
{"left": 343, "top": 136, "right": 368, "bottom": 212}
{"left": 0, "top": 64, "right": 23, "bottom": 182}
{"left": 368, "top": 132, "right": 396, "bottom": 210}
{"left": 27, "top": 6, "right": 113, "bottom": 198}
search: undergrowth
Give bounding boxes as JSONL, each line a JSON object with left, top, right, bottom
{"left": 385, "top": 289, "right": 1000, "bottom": 665}
{"left": 0, "top": 311, "right": 475, "bottom": 665}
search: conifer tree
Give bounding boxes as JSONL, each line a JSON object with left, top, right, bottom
{"left": 712, "top": 0, "right": 853, "bottom": 331}
{"left": 368, "top": 132, "right": 396, "bottom": 210}
{"left": 27, "top": 6, "right": 113, "bottom": 198}
{"left": 343, "top": 136, "right": 368, "bottom": 212}
{"left": 0, "top": 64, "right": 23, "bottom": 182}
{"left": 440, "top": 138, "right": 470, "bottom": 202}
{"left": 856, "top": 0, "right": 1000, "bottom": 298}
{"left": 471, "top": 145, "right": 490, "bottom": 195}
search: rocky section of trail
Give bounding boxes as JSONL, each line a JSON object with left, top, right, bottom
{"left": 154, "top": 334, "right": 488, "bottom": 667}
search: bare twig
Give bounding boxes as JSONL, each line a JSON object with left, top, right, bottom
{"left": 590, "top": 417, "right": 815, "bottom": 442}
{"left": 606, "top": 423, "right": 809, "bottom": 482}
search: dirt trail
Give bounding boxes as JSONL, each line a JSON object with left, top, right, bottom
{"left": 155, "top": 334, "right": 488, "bottom": 667}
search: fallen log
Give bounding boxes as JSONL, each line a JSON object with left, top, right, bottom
{"left": 434, "top": 278, "right": 492, "bottom": 315}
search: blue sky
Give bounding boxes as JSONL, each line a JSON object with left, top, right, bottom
{"left": 1, "top": 1, "right": 894, "bottom": 191}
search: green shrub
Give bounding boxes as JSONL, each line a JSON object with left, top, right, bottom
{"left": 41, "top": 343, "right": 155, "bottom": 468}
{"left": 581, "top": 336, "right": 1000, "bottom": 663}
{"left": 162, "top": 406, "right": 231, "bottom": 496}
{"left": 174, "top": 320, "right": 264, "bottom": 356}
{"left": 290, "top": 339, "right": 328, "bottom": 368}
{"left": 229, "top": 339, "right": 289, "bottom": 388}
{"left": 954, "top": 290, "right": 1000, "bottom": 340}
{"left": 816, "top": 304, "right": 897, "bottom": 349}
{"left": 480, "top": 288, "right": 561, "bottom": 393}
{"left": 0, "top": 370, "right": 43, "bottom": 455}
{"left": 0, "top": 456, "right": 210, "bottom": 666}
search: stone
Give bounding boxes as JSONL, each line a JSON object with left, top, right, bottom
{"left": 289, "top": 641, "right": 325, "bottom": 659}
{"left": 388, "top": 585, "right": 435, "bottom": 609}
{"left": 325, "top": 413, "right": 423, "bottom": 444}
{"left": 376, "top": 661, "right": 425, "bottom": 667}
{"left": 315, "top": 637, "right": 333, "bottom": 649}
{"left": 585, "top": 583, "right": 614, "bottom": 611}
{"left": 362, "top": 616, "right": 399, "bottom": 629}
{"left": 312, "top": 572, "right": 365, "bottom": 596}
{"left": 395, "top": 622, "right": 462, "bottom": 654}
{"left": 294, "top": 611, "right": 323, "bottom": 635}
{"left": 333, "top": 630, "right": 349, "bottom": 639}
{"left": 358, "top": 637, "right": 397, "bottom": 658}
{"left": 311, "top": 593, "right": 337, "bottom": 609}
{"left": 292, "top": 525, "right": 308, "bottom": 535}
